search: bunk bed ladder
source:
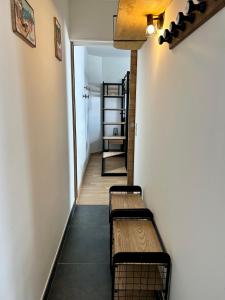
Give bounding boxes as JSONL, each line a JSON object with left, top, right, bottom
{"left": 101, "top": 73, "right": 130, "bottom": 176}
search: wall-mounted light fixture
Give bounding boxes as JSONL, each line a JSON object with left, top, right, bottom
{"left": 146, "top": 13, "right": 165, "bottom": 37}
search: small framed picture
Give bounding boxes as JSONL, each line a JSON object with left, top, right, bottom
{"left": 54, "top": 17, "right": 62, "bottom": 61}
{"left": 11, "top": 0, "right": 36, "bottom": 47}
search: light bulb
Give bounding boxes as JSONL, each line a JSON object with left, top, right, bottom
{"left": 146, "top": 24, "right": 156, "bottom": 36}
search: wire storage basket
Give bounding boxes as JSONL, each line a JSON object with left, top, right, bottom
{"left": 113, "top": 258, "right": 170, "bottom": 300}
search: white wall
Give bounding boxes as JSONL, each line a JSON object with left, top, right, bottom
{"left": 88, "top": 95, "right": 102, "bottom": 153}
{"left": 87, "top": 54, "right": 103, "bottom": 85}
{"left": 0, "top": 0, "right": 73, "bottom": 299}
{"left": 102, "top": 56, "right": 130, "bottom": 141}
{"left": 134, "top": 1, "right": 225, "bottom": 300}
{"left": 102, "top": 57, "right": 130, "bottom": 82}
{"left": 75, "top": 46, "right": 90, "bottom": 188}
{"left": 87, "top": 54, "right": 103, "bottom": 153}
{"left": 69, "top": 0, "right": 118, "bottom": 42}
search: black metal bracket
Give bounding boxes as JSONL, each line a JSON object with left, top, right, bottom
{"left": 113, "top": 251, "right": 171, "bottom": 265}
{"left": 109, "top": 185, "right": 142, "bottom": 194}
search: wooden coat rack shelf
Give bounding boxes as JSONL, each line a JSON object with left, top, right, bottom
{"left": 113, "top": 0, "right": 172, "bottom": 50}
{"left": 168, "top": 0, "right": 225, "bottom": 49}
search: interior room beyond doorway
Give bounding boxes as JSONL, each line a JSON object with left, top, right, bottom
{"left": 73, "top": 45, "right": 131, "bottom": 204}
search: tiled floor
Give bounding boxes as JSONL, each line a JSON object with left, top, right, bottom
{"left": 47, "top": 205, "right": 111, "bottom": 300}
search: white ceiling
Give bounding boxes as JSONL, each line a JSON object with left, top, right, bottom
{"left": 86, "top": 46, "right": 130, "bottom": 58}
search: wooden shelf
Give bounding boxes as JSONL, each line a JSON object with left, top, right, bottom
{"left": 104, "top": 168, "right": 127, "bottom": 176}
{"left": 103, "top": 108, "right": 125, "bottom": 111}
{"left": 103, "top": 136, "right": 126, "bottom": 140}
{"left": 104, "top": 169, "right": 127, "bottom": 175}
{"left": 114, "top": 0, "right": 172, "bottom": 50}
{"left": 103, "top": 151, "right": 125, "bottom": 159}
{"left": 104, "top": 95, "right": 124, "bottom": 98}
{"left": 114, "top": 40, "right": 145, "bottom": 51}
{"left": 103, "top": 122, "right": 126, "bottom": 125}
{"left": 109, "top": 140, "right": 124, "bottom": 145}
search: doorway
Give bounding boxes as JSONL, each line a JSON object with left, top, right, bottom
{"left": 71, "top": 43, "right": 137, "bottom": 204}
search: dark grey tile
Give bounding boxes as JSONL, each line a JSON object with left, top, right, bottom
{"left": 59, "top": 223, "right": 110, "bottom": 263}
{"left": 70, "top": 205, "right": 109, "bottom": 227}
{"left": 48, "top": 205, "right": 111, "bottom": 299}
{"left": 47, "top": 263, "right": 111, "bottom": 300}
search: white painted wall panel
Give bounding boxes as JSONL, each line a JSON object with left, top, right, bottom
{"left": 75, "top": 47, "right": 90, "bottom": 188}
{"left": 0, "top": 1, "right": 73, "bottom": 299}
{"left": 134, "top": 1, "right": 225, "bottom": 299}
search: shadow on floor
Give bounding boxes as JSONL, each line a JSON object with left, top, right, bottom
{"left": 47, "top": 205, "right": 111, "bottom": 300}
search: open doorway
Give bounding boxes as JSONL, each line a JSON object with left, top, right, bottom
{"left": 72, "top": 44, "right": 131, "bottom": 204}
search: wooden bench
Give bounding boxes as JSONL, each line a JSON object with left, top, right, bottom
{"left": 112, "top": 216, "right": 171, "bottom": 299}
{"left": 109, "top": 188, "right": 171, "bottom": 300}
{"left": 109, "top": 185, "right": 149, "bottom": 270}
{"left": 109, "top": 185, "right": 144, "bottom": 222}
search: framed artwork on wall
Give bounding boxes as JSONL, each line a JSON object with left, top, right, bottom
{"left": 54, "top": 17, "right": 62, "bottom": 61}
{"left": 11, "top": 0, "right": 36, "bottom": 47}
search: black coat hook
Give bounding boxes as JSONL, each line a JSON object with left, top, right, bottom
{"left": 185, "top": 0, "right": 207, "bottom": 14}
{"left": 176, "top": 12, "right": 195, "bottom": 26}
{"left": 169, "top": 21, "right": 185, "bottom": 38}
{"left": 159, "top": 29, "right": 173, "bottom": 45}
{"left": 169, "top": 22, "right": 186, "bottom": 37}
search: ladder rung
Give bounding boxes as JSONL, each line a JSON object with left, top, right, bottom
{"left": 103, "top": 108, "right": 125, "bottom": 111}
{"left": 104, "top": 95, "right": 124, "bottom": 98}
{"left": 103, "top": 136, "right": 126, "bottom": 140}
{"left": 103, "top": 152, "right": 125, "bottom": 159}
{"left": 103, "top": 122, "right": 126, "bottom": 125}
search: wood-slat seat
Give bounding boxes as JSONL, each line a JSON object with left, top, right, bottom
{"left": 111, "top": 194, "right": 145, "bottom": 211}
{"left": 109, "top": 186, "right": 143, "bottom": 222}
{"left": 113, "top": 220, "right": 162, "bottom": 254}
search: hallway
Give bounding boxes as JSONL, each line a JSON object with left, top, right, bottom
{"left": 47, "top": 205, "right": 111, "bottom": 300}
{"left": 2, "top": 0, "right": 225, "bottom": 299}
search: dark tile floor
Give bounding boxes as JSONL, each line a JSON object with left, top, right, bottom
{"left": 47, "top": 205, "right": 111, "bottom": 300}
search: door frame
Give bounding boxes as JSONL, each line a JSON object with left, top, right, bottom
{"left": 127, "top": 50, "right": 137, "bottom": 185}
{"left": 70, "top": 44, "right": 136, "bottom": 189}
{"left": 70, "top": 41, "right": 78, "bottom": 202}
